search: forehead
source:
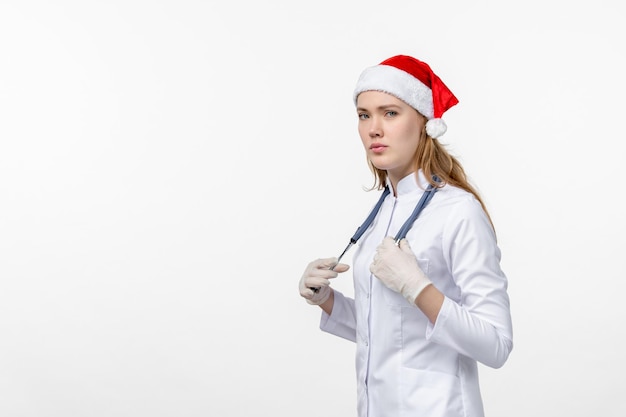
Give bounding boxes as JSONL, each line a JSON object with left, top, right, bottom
{"left": 356, "top": 90, "right": 409, "bottom": 108}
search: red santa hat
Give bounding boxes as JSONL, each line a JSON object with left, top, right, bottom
{"left": 353, "top": 55, "right": 459, "bottom": 138}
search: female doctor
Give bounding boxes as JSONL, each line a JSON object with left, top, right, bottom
{"left": 298, "top": 55, "right": 513, "bottom": 417}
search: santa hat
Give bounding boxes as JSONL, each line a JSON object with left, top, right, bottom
{"left": 353, "top": 55, "right": 459, "bottom": 138}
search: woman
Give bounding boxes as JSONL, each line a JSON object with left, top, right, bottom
{"left": 298, "top": 55, "right": 513, "bottom": 417}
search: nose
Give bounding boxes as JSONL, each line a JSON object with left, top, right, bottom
{"left": 369, "top": 116, "right": 382, "bottom": 138}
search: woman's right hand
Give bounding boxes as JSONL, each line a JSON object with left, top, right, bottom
{"left": 298, "top": 257, "right": 350, "bottom": 306}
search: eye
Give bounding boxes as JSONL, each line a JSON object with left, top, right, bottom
{"left": 358, "top": 113, "right": 369, "bottom": 120}
{"left": 385, "top": 110, "right": 398, "bottom": 117}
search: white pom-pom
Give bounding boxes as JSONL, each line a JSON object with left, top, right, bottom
{"left": 425, "top": 118, "right": 447, "bottom": 138}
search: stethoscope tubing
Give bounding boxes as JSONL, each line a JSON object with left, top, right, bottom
{"left": 393, "top": 183, "right": 438, "bottom": 243}
{"left": 313, "top": 179, "right": 439, "bottom": 290}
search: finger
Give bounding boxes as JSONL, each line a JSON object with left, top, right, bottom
{"left": 300, "top": 287, "right": 314, "bottom": 299}
{"left": 378, "top": 236, "right": 396, "bottom": 251}
{"left": 304, "top": 276, "right": 331, "bottom": 288}
{"left": 308, "top": 267, "right": 340, "bottom": 280}
{"left": 399, "top": 238, "right": 415, "bottom": 255}
{"left": 331, "top": 263, "right": 350, "bottom": 273}
{"left": 313, "top": 257, "right": 339, "bottom": 269}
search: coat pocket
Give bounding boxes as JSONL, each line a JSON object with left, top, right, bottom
{"left": 399, "top": 368, "right": 464, "bottom": 417}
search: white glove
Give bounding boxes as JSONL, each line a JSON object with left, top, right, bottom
{"left": 370, "top": 237, "right": 432, "bottom": 305}
{"left": 299, "top": 257, "right": 350, "bottom": 305}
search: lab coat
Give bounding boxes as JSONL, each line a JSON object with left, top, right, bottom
{"left": 320, "top": 171, "right": 513, "bottom": 417}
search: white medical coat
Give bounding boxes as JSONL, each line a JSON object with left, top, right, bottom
{"left": 320, "top": 172, "right": 513, "bottom": 417}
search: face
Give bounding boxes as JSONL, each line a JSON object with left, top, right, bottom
{"left": 356, "top": 91, "right": 426, "bottom": 185}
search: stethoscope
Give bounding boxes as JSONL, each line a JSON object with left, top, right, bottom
{"left": 311, "top": 178, "right": 439, "bottom": 292}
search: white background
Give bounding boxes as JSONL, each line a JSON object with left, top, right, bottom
{"left": 1, "top": 1, "right": 625, "bottom": 416}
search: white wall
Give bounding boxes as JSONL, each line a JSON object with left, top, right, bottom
{"left": 1, "top": 1, "right": 624, "bottom": 416}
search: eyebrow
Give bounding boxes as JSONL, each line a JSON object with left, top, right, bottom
{"left": 356, "top": 104, "right": 403, "bottom": 112}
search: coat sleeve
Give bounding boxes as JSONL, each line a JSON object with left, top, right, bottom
{"left": 425, "top": 197, "right": 513, "bottom": 369}
{"left": 319, "top": 290, "right": 357, "bottom": 343}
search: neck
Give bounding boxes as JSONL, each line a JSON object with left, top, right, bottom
{"left": 389, "top": 179, "right": 399, "bottom": 197}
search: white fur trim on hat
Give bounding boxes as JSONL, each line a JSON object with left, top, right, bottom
{"left": 353, "top": 64, "right": 434, "bottom": 119}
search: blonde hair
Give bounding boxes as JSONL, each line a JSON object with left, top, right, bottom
{"left": 366, "top": 124, "right": 495, "bottom": 232}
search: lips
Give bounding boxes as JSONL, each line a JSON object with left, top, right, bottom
{"left": 370, "top": 143, "right": 387, "bottom": 153}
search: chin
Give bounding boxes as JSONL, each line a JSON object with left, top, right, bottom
{"left": 370, "top": 163, "right": 389, "bottom": 171}
{"left": 369, "top": 155, "right": 389, "bottom": 168}
{"left": 370, "top": 160, "right": 395, "bottom": 172}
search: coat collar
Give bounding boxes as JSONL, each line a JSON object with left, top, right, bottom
{"left": 387, "top": 170, "right": 431, "bottom": 198}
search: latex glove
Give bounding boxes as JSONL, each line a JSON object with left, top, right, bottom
{"left": 299, "top": 257, "right": 350, "bottom": 305}
{"left": 370, "top": 237, "right": 432, "bottom": 305}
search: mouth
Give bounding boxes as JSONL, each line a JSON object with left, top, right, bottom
{"left": 370, "top": 143, "right": 387, "bottom": 153}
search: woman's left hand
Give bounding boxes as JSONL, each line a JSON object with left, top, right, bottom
{"left": 370, "top": 237, "right": 433, "bottom": 304}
